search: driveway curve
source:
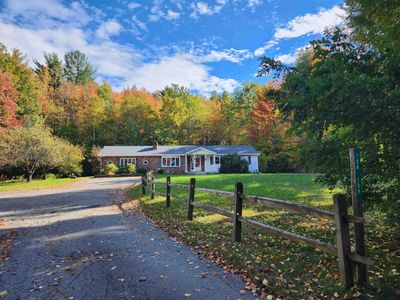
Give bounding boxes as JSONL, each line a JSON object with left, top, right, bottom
{"left": 0, "top": 177, "right": 252, "bottom": 300}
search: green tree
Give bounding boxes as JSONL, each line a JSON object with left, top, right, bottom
{"left": 346, "top": 0, "right": 400, "bottom": 53}
{"left": 159, "top": 84, "right": 191, "bottom": 143}
{"left": 258, "top": 29, "right": 400, "bottom": 210}
{"left": 34, "top": 52, "right": 63, "bottom": 90}
{"left": 64, "top": 50, "right": 95, "bottom": 84}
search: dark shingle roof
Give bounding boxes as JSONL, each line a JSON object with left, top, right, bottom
{"left": 99, "top": 145, "right": 259, "bottom": 157}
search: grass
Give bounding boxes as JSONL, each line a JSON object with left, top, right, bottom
{"left": 129, "top": 173, "right": 399, "bottom": 299}
{"left": 0, "top": 176, "right": 88, "bottom": 192}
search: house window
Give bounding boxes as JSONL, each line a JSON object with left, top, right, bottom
{"left": 210, "top": 156, "right": 214, "bottom": 165}
{"left": 215, "top": 156, "right": 220, "bottom": 164}
{"left": 119, "top": 158, "right": 136, "bottom": 167}
{"left": 107, "top": 160, "right": 113, "bottom": 165}
{"left": 162, "top": 156, "right": 180, "bottom": 167}
{"left": 142, "top": 159, "right": 149, "bottom": 166}
{"left": 248, "top": 156, "right": 252, "bottom": 164}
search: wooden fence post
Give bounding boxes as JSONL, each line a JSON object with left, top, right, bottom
{"left": 141, "top": 176, "right": 146, "bottom": 195}
{"left": 233, "top": 182, "right": 244, "bottom": 242}
{"left": 187, "top": 178, "right": 196, "bottom": 220}
{"left": 166, "top": 176, "right": 171, "bottom": 207}
{"left": 333, "top": 193, "right": 354, "bottom": 288}
{"left": 150, "top": 175, "right": 155, "bottom": 199}
{"left": 349, "top": 148, "right": 367, "bottom": 287}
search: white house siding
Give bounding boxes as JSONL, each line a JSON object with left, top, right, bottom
{"left": 248, "top": 155, "right": 259, "bottom": 173}
{"left": 204, "top": 155, "right": 220, "bottom": 173}
{"left": 241, "top": 155, "right": 259, "bottom": 173}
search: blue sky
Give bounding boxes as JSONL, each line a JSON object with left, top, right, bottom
{"left": 0, "top": 0, "right": 344, "bottom": 94}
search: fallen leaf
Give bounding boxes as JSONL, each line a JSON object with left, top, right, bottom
{"left": 184, "top": 293, "right": 192, "bottom": 298}
{"left": 138, "top": 276, "right": 146, "bottom": 282}
{"left": 0, "top": 290, "right": 8, "bottom": 298}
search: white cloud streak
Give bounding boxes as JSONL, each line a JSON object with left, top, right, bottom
{"left": 254, "top": 5, "right": 346, "bottom": 56}
{"left": 274, "top": 5, "right": 346, "bottom": 39}
{"left": 96, "top": 20, "right": 123, "bottom": 39}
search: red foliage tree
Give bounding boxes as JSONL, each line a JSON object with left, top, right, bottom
{"left": 0, "top": 71, "right": 21, "bottom": 130}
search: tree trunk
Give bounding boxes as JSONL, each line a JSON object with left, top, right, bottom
{"left": 26, "top": 172, "right": 33, "bottom": 182}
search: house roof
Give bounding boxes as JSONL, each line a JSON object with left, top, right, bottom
{"left": 99, "top": 145, "right": 260, "bottom": 157}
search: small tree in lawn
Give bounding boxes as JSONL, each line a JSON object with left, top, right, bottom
{"left": 0, "top": 123, "right": 84, "bottom": 182}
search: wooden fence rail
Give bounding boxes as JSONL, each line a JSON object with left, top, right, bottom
{"left": 140, "top": 172, "right": 370, "bottom": 289}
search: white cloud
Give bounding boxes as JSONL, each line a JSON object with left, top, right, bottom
{"left": 166, "top": 10, "right": 180, "bottom": 20}
{"left": 247, "top": 0, "right": 263, "bottom": 8}
{"left": 3, "top": 0, "right": 91, "bottom": 27}
{"left": 96, "top": 20, "right": 123, "bottom": 39}
{"left": 275, "top": 46, "right": 307, "bottom": 64}
{"left": 254, "top": 5, "right": 346, "bottom": 56}
{"left": 149, "top": 0, "right": 164, "bottom": 22}
{"left": 275, "top": 53, "right": 296, "bottom": 64}
{"left": 254, "top": 40, "right": 278, "bottom": 56}
{"left": 132, "top": 55, "right": 238, "bottom": 94}
{"left": 131, "top": 16, "right": 148, "bottom": 32}
{"left": 127, "top": 2, "right": 141, "bottom": 10}
{"left": 274, "top": 6, "right": 346, "bottom": 39}
{"left": 199, "top": 48, "right": 253, "bottom": 63}
{"left": 190, "top": 1, "right": 227, "bottom": 18}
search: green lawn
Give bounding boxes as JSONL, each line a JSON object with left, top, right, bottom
{"left": 0, "top": 177, "right": 88, "bottom": 192}
{"left": 129, "top": 173, "right": 399, "bottom": 299}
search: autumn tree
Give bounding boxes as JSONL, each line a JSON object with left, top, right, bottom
{"left": 0, "top": 71, "right": 20, "bottom": 130}
{"left": 0, "top": 43, "right": 41, "bottom": 122}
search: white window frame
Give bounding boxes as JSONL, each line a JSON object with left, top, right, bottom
{"left": 119, "top": 158, "right": 136, "bottom": 167}
{"left": 215, "top": 156, "right": 221, "bottom": 164}
{"left": 162, "top": 156, "right": 181, "bottom": 167}
{"left": 142, "top": 159, "right": 149, "bottom": 166}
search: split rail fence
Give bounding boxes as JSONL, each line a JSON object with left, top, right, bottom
{"left": 140, "top": 172, "right": 371, "bottom": 289}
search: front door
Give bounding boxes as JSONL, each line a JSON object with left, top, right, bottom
{"left": 190, "top": 155, "right": 205, "bottom": 172}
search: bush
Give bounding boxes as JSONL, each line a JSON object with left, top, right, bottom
{"left": 219, "top": 154, "right": 249, "bottom": 173}
{"left": 157, "top": 168, "right": 164, "bottom": 174}
{"left": 127, "top": 163, "right": 136, "bottom": 174}
{"left": 117, "top": 166, "right": 127, "bottom": 174}
{"left": 104, "top": 163, "right": 118, "bottom": 176}
{"left": 136, "top": 168, "right": 147, "bottom": 175}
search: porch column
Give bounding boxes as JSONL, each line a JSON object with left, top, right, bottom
{"left": 185, "top": 154, "right": 188, "bottom": 173}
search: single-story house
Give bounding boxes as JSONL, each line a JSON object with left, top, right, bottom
{"left": 98, "top": 143, "right": 260, "bottom": 174}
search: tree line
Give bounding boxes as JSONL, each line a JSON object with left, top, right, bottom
{"left": 0, "top": 44, "right": 297, "bottom": 180}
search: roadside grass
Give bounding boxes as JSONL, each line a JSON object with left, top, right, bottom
{"left": 0, "top": 177, "right": 89, "bottom": 193}
{"left": 128, "top": 173, "right": 399, "bottom": 299}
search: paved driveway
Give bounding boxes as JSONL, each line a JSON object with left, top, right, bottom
{"left": 0, "top": 177, "right": 252, "bottom": 300}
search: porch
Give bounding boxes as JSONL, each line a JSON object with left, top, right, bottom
{"left": 184, "top": 150, "right": 220, "bottom": 173}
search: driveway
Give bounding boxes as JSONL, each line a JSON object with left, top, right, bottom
{"left": 0, "top": 177, "right": 252, "bottom": 300}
